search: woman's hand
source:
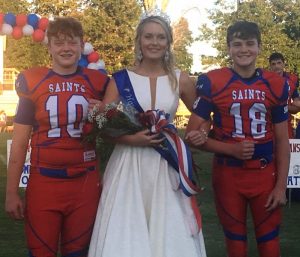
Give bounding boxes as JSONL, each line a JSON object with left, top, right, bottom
{"left": 119, "top": 129, "right": 165, "bottom": 147}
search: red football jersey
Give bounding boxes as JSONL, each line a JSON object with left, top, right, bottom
{"left": 193, "top": 67, "right": 289, "bottom": 144}
{"left": 15, "top": 67, "right": 109, "bottom": 169}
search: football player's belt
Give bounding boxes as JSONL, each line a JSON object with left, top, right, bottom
{"left": 37, "top": 165, "right": 96, "bottom": 178}
{"left": 215, "top": 141, "right": 273, "bottom": 169}
{"left": 215, "top": 156, "right": 272, "bottom": 169}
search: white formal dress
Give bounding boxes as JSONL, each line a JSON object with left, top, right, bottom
{"left": 88, "top": 69, "right": 207, "bottom": 257}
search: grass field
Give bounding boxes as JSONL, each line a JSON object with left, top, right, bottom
{"left": 1, "top": 132, "right": 300, "bottom": 257}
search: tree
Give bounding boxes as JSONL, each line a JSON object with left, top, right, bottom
{"left": 199, "top": 0, "right": 300, "bottom": 73}
{"left": 81, "top": 0, "right": 141, "bottom": 73}
{"left": 173, "top": 17, "right": 193, "bottom": 71}
{"left": 0, "top": 0, "right": 50, "bottom": 71}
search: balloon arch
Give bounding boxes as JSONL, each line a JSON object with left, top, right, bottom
{"left": 0, "top": 12, "right": 105, "bottom": 72}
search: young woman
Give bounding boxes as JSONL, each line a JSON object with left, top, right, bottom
{"left": 88, "top": 13, "right": 207, "bottom": 257}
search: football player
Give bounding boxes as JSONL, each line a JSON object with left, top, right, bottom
{"left": 5, "top": 17, "right": 109, "bottom": 257}
{"left": 269, "top": 52, "right": 300, "bottom": 138}
{"left": 186, "top": 21, "right": 290, "bottom": 257}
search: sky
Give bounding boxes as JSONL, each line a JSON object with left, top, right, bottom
{"left": 165, "top": 0, "right": 236, "bottom": 72}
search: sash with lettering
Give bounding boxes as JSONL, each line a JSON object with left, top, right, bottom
{"left": 113, "top": 69, "right": 200, "bottom": 197}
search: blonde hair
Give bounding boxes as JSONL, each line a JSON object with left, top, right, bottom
{"left": 134, "top": 16, "right": 178, "bottom": 90}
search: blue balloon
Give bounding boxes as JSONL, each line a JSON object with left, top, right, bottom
{"left": 78, "top": 55, "right": 88, "bottom": 67}
{"left": 4, "top": 13, "right": 16, "bottom": 26}
{"left": 27, "top": 14, "right": 39, "bottom": 29}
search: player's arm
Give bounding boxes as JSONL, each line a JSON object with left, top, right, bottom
{"left": 185, "top": 73, "right": 254, "bottom": 159}
{"left": 185, "top": 115, "right": 254, "bottom": 159}
{"left": 5, "top": 123, "right": 32, "bottom": 220}
{"left": 265, "top": 120, "right": 290, "bottom": 211}
{"left": 179, "top": 71, "right": 197, "bottom": 112}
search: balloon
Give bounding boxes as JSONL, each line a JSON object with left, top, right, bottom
{"left": 87, "top": 51, "right": 100, "bottom": 63}
{"left": 12, "top": 26, "right": 23, "bottom": 39}
{"left": 4, "top": 13, "right": 16, "bottom": 26}
{"left": 87, "top": 62, "right": 98, "bottom": 70}
{"left": 16, "top": 14, "right": 28, "bottom": 26}
{"left": 83, "top": 42, "right": 94, "bottom": 55}
{"left": 95, "top": 59, "right": 105, "bottom": 69}
{"left": 78, "top": 55, "right": 88, "bottom": 67}
{"left": 0, "top": 13, "right": 4, "bottom": 25}
{"left": 23, "top": 24, "right": 34, "bottom": 35}
{"left": 32, "top": 29, "right": 45, "bottom": 42}
{"left": 27, "top": 14, "right": 39, "bottom": 29}
{"left": 1, "top": 24, "right": 13, "bottom": 35}
{"left": 38, "top": 17, "right": 49, "bottom": 31}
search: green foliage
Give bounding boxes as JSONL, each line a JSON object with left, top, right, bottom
{"left": 199, "top": 0, "right": 300, "bottom": 73}
{"left": 81, "top": 0, "right": 141, "bottom": 73}
{"left": 173, "top": 17, "right": 193, "bottom": 71}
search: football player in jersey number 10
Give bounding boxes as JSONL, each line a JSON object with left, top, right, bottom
{"left": 186, "top": 21, "right": 290, "bottom": 257}
{"left": 5, "top": 17, "right": 109, "bottom": 257}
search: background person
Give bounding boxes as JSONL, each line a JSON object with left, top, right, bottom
{"left": 269, "top": 52, "right": 300, "bottom": 138}
{"left": 0, "top": 110, "right": 7, "bottom": 132}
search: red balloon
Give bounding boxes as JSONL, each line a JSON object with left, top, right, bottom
{"left": 32, "top": 29, "right": 45, "bottom": 42}
{"left": 0, "top": 13, "right": 4, "bottom": 25}
{"left": 87, "top": 51, "right": 100, "bottom": 63}
{"left": 38, "top": 17, "right": 49, "bottom": 31}
{"left": 16, "top": 14, "right": 27, "bottom": 27}
{"left": 12, "top": 26, "right": 23, "bottom": 39}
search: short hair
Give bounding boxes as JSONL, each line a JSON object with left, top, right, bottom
{"left": 269, "top": 52, "right": 285, "bottom": 63}
{"left": 47, "top": 17, "right": 83, "bottom": 41}
{"left": 227, "top": 21, "right": 261, "bottom": 46}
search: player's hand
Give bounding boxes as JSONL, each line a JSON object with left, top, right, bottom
{"left": 265, "top": 186, "right": 287, "bottom": 212}
{"left": 185, "top": 129, "right": 208, "bottom": 147}
{"left": 122, "top": 129, "right": 165, "bottom": 147}
{"left": 231, "top": 141, "right": 255, "bottom": 160}
{"left": 5, "top": 192, "right": 25, "bottom": 220}
{"left": 88, "top": 99, "right": 103, "bottom": 112}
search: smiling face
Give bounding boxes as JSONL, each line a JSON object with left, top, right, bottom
{"left": 48, "top": 33, "right": 83, "bottom": 74}
{"left": 228, "top": 36, "right": 260, "bottom": 75}
{"left": 139, "top": 21, "right": 169, "bottom": 62}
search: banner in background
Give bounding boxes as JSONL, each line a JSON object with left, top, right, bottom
{"left": 287, "top": 139, "right": 300, "bottom": 188}
{"left": 7, "top": 139, "right": 30, "bottom": 187}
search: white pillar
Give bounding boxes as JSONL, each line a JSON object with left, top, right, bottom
{"left": 0, "top": 36, "right": 5, "bottom": 86}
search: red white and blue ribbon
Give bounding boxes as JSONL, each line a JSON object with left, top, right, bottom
{"left": 140, "top": 110, "right": 200, "bottom": 197}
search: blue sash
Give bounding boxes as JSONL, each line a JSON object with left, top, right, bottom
{"left": 113, "top": 69, "right": 199, "bottom": 196}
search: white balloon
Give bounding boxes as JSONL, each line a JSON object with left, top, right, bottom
{"left": 42, "top": 35, "right": 48, "bottom": 44}
{"left": 1, "top": 24, "right": 13, "bottom": 35}
{"left": 83, "top": 42, "right": 94, "bottom": 55}
{"left": 95, "top": 59, "right": 105, "bottom": 69}
{"left": 23, "top": 25, "right": 34, "bottom": 36}
{"left": 87, "top": 62, "right": 98, "bottom": 70}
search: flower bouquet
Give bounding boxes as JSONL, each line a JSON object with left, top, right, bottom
{"left": 83, "top": 101, "right": 143, "bottom": 147}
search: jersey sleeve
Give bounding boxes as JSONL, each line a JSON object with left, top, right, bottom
{"left": 192, "top": 74, "right": 213, "bottom": 120}
{"left": 14, "top": 73, "right": 35, "bottom": 125}
{"left": 271, "top": 79, "right": 289, "bottom": 124}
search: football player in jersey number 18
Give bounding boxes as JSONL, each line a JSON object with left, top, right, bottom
{"left": 5, "top": 17, "right": 109, "bottom": 257}
{"left": 186, "top": 21, "right": 290, "bottom": 257}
